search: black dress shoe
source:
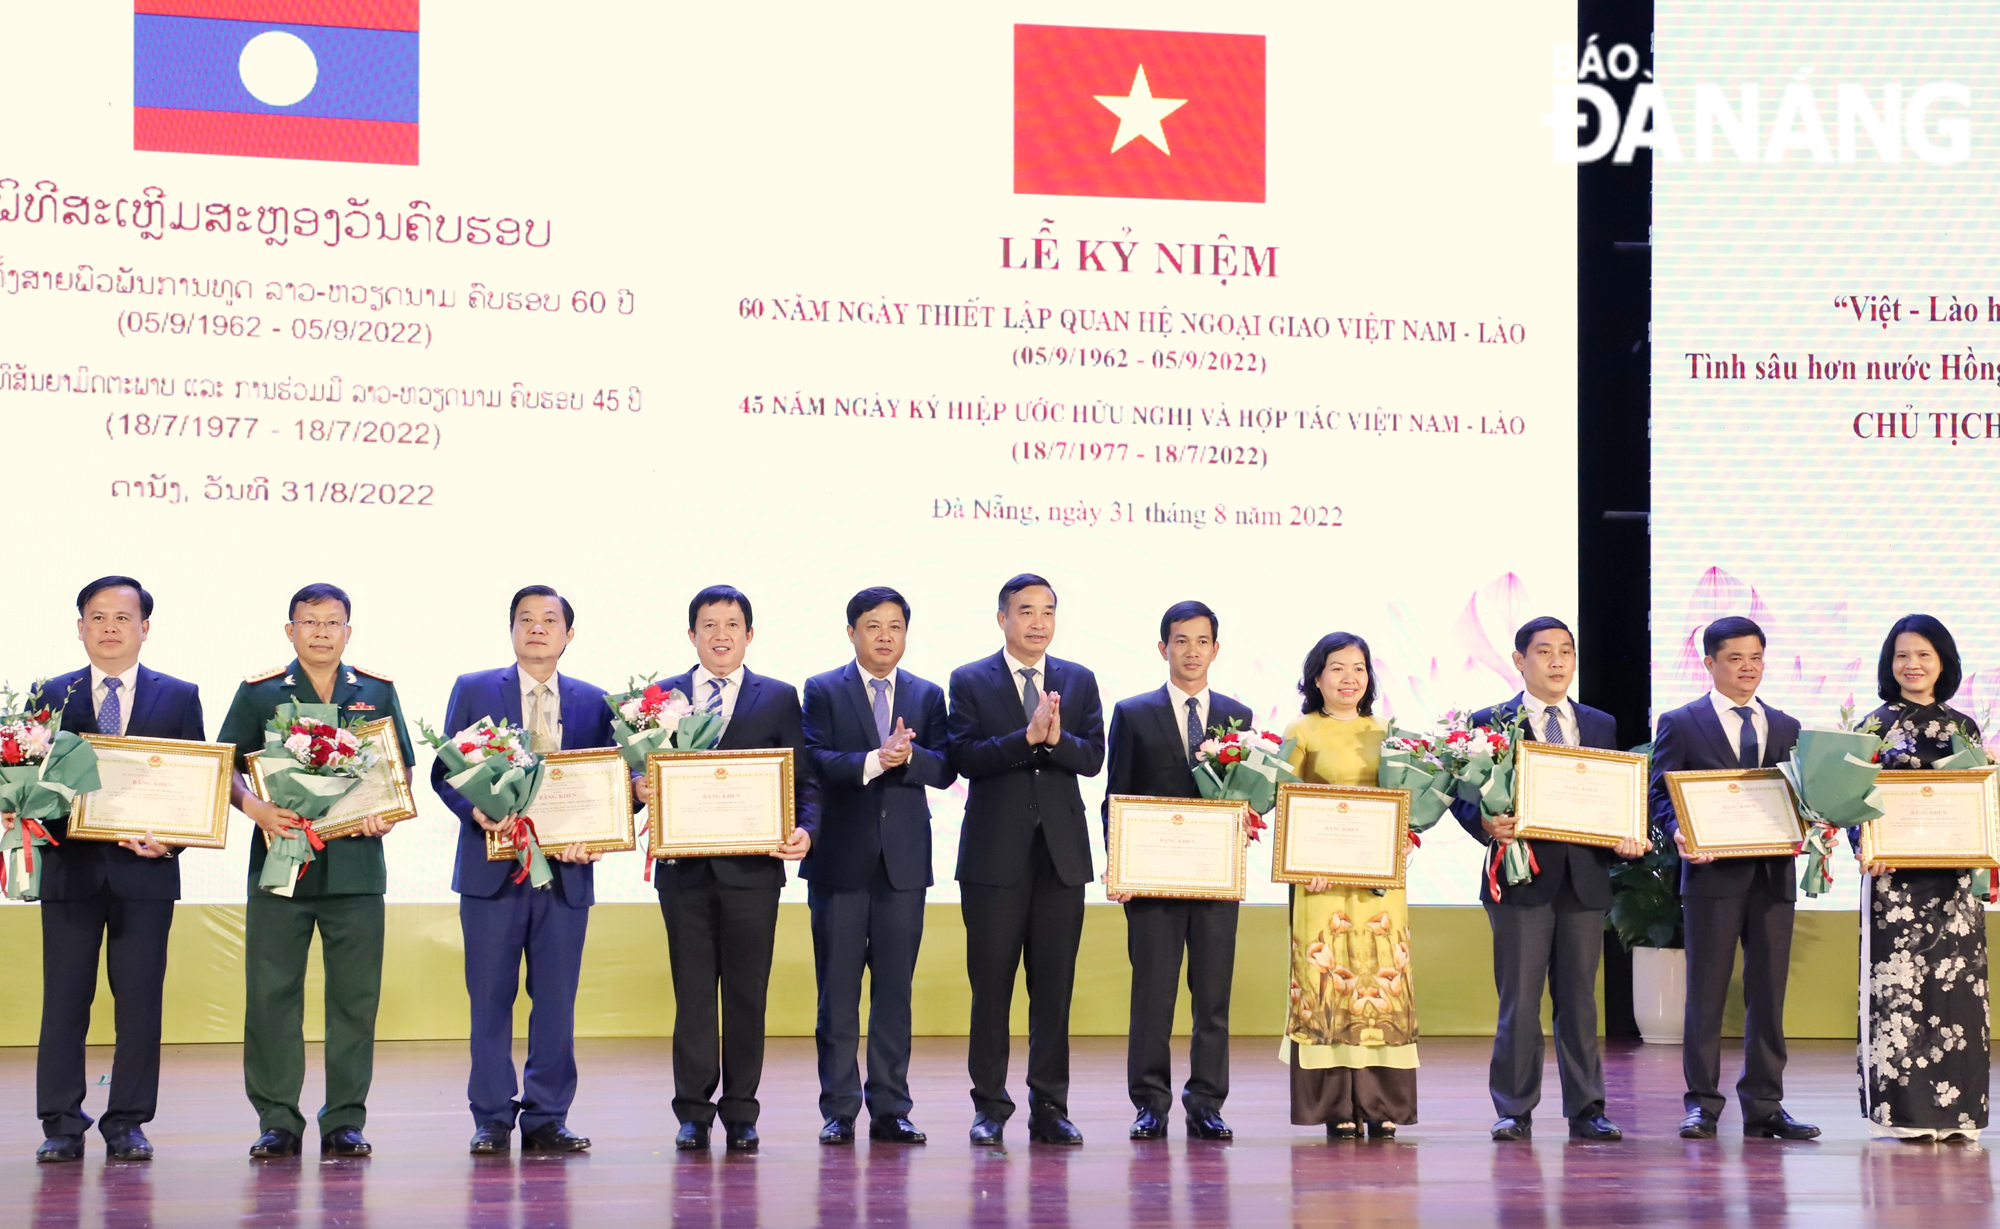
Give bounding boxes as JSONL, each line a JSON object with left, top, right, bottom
{"left": 1570, "top": 1115, "right": 1623, "bottom": 1142}
{"left": 1186, "top": 1110, "right": 1232, "bottom": 1141}
{"left": 868, "top": 1117, "right": 926, "bottom": 1144}
{"left": 1129, "top": 1109, "right": 1168, "bottom": 1141}
{"left": 321, "top": 1128, "right": 372, "bottom": 1157}
{"left": 37, "top": 1135, "right": 84, "bottom": 1163}
{"left": 250, "top": 1128, "right": 302, "bottom": 1158}
{"left": 1028, "top": 1115, "right": 1083, "bottom": 1146}
{"left": 1490, "top": 1116, "right": 1531, "bottom": 1142}
{"left": 1679, "top": 1110, "right": 1718, "bottom": 1140}
{"left": 968, "top": 1114, "right": 1005, "bottom": 1146}
{"left": 104, "top": 1127, "right": 154, "bottom": 1161}
{"left": 1745, "top": 1110, "right": 1820, "bottom": 1140}
{"left": 675, "top": 1122, "right": 711, "bottom": 1151}
{"left": 469, "top": 1123, "right": 511, "bottom": 1155}
{"left": 725, "top": 1124, "right": 759, "bottom": 1152}
{"left": 1326, "top": 1122, "right": 1361, "bottom": 1140}
{"left": 521, "top": 1122, "right": 591, "bottom": 1153}
{"left": 1365, "top": 1121, "right": 1397, "bottom": 1141}
{"left": 820, "top": 1118, "right": 856, "bottom": 1145}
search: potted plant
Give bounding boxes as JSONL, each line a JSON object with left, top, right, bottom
{"left": 1608, "top": 818, "right": 1685, "bottom": 1044}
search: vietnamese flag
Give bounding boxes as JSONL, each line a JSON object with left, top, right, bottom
{"left": 1014, "top": 24, "right": 1264, "bottom": 204}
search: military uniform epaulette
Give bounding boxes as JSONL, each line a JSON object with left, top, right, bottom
{"left": 245, "top": 665, "right": 288, "bottom": 683}
{"left": 350, "top": 664, "right": 394, "bottom": 682}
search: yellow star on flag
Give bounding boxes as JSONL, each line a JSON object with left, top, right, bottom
{"left": 1094, "top": 64, "right": 1188, "bottom": 155}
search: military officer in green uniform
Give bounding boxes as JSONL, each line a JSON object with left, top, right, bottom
{"left": 216, "top": 582, "right": 415, "bottom": 1160}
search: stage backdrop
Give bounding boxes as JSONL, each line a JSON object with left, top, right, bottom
{"left": 1652, "top": 0, "right": 2000, "bottom": 910}
{"left": 0, "top": 1, "right": 1575, "bottom": 909}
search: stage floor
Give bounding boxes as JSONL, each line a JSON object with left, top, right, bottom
{"left": 2, "top": 1036, "right": 1989, "bottom": 1227}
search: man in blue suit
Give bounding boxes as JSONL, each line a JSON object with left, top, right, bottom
{"left": 638, "top": 585, "right": 816, "bottom": 1153}
{"left": 9, "top": 576, "right": 204, "bottom": 1163}
{"left": 800, "top": 586, "right": 955, "bottom": 1146}
{"left": 1650, "top": 615, "right": 1818, "bottom": 1141}
{"left": 1453, "top": 616, "right": 1642, "bottom": 1144}
{"left": 432, "top": 586, "right": 613, "bottom": 1156}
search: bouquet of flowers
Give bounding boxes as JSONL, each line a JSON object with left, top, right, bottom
{"left": 256, "top": 702, "right": 381, "bottom": 895}
{"left": 421, "top": 717, "right": 551, "bottom": 888}
{"left": 1190, "top": 719, "right": 1301, "bottom": 840}
{"left": 604, "top": 676, "right": 724, "bottom": 771}
{"left": 1382, "top": 710, "right": 1524, "bottom": 890}
{"left": 0, "top": 683, "right": 100, "bottom": 901}
{"left": 1780, "top": 714, "right": 1887, "bottom": 898}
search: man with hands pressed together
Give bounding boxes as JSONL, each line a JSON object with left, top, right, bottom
{"left": 1453, "top": 616, "right": 1643, "bottom": 1144}
{"left": 432, "top": 586, "right": 615, "bottom": 1157}
{"left": 1649, "top": 616, "right": 1817, "bottom": 1142}
{"left": 949, "top": 573, "right": 1104, "bottom": 1147}
{"left": 12, "top": 577, "right": 203, "bottom": 1163}
{"left": 1102, "top": 600, "right": 1253, "bottom": 1143}
{"left": 217, "top": 583, "right": 414, "bottom": 1160}
{"left": 800, "top": 587, "right": 955, "bottom": 1146}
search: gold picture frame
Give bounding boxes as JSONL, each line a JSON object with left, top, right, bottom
{"left": 246, "top": 716, "right": 418, "bottom": 841}
{"left": 1666, "top": 768, "right": 1806, "bottom": 858}
{"left": 644, "top": 748, "right": 796, "bottom": 858}
{"left": 485, "top": 747, "right": 636, "bottom": 860}
{"left": 1103, "top": 795, "right": 1248, "bottom": 900}
{"left": 1860, "top": 768, "right": 2000, "bottom": 870}
{"left": 1271, "top": 782, "right": 1410, "bottom": 890}
{"left": 1513, "top": 742, "right": 1649, "bottom": 850}
{"left": 66, "top": 734, "right": 235, "bottom": 849}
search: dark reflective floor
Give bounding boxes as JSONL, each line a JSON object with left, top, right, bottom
{"left": 3, "top": 1036, "right": 1990, "bottom": 1227}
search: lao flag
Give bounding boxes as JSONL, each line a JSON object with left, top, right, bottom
{"left": 1014, "top": 24, "right": 1264, "bottom": 204}
{"left": 134, "top": 1, "right": 419, "bottom": 166}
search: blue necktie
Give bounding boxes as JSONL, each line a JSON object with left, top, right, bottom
{"left": 1733, "top": 706, "right": 1759, "bottom": 768}
{"left": 870, "top": 678, "right": 892, "bottom": 742}
{"left": 1019, "top": 668, "right": 1040, "bottom": 722}
{"left": 1543, "top": 704, "right": 1565, "bottom": 745}
{"left": 704, "top": 678, "right": 725, "bottom": 714}
{"left": 1186, "top": 696, "right": 1203, "bottom": 762}
{"left": 96, "top": 678, "right": 123, "bottom": 736}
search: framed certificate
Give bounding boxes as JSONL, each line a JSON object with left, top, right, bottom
{"left": 487, "top": 747, "right": 635, "bottom": 860}
{"left": 66, "top": 735, "right": 235, "bottom": 849}
{"left": 1513, "top": 742, "right": 1648, "bottom": 849}
{"left": 1270, "top": 782, "right": 1409, "bottom": 890}
{"left": 1665, "top": 768, "right": 1805, "bottom": 858}
{"left": 246, "top": 717, "right": 418, "bottom": 841}
{"left": 1103, "top": 796, "right": 1246, "bottom": 900}
{"left": 1861, "top": 768, "right": 2000, "bottom": 869}
{"left": 645, "top": 749, "right": 795, "bottom": 858}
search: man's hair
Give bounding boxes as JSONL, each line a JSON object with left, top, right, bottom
{"left": 289, "top": 583, "right": 352, "bottom": 621}
{"left": 847, "top": 586, "right": 911, "bottom": 627}
{"left": 1513, "top": 616, "right": 1573, "bottom": 654}
{"left": 998, "top": 573, "right": 1056, "bottom": 611}
{"left": 1160, "top": 600, "right": 1219, "bottom": 644}
{"left": 510, "top": 585, "right": 575, "bottom": 628}
{"left": 1702, "top": 616, "right": 1766, "bottom": 657}
{"left": 1877, "top": 613, "right": 1964, "bottom": 704}
{"left": 76, "top": 575, "right": 153, "bottom": 620}
{"left": 688, "top": 585, "right": 753, "bottom": 631}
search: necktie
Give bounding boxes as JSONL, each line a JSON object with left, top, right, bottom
{"left": 1186, "top": 696, "right": 1203, "bottom": 762}
{"left": 705, "top": 678, "right": 725, "bottom": 714}
{"left": 528, "top": 683, "right": 559, "bottom": 754}
{"left": 1019, "top": 668, "right": 1040, "bottom": 723}
{"left": 1543, "top": 704, "right": 1565, "bottom": 745}
{"left": 870, "top": 678, "right": 892, "bottom": 742}
{"left": 97, "top": 677, "right": 122, "bottom": 736}
{"left": 1733, "top": 706, "right": 1759, "bottom": 768}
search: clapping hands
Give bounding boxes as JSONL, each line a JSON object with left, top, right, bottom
{"left": 1026, "top": 691, "right": 1063, "bottom": 746}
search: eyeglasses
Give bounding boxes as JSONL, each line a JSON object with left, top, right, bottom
{"left": 289, "top": 620, "right": 349, "bottom": 634}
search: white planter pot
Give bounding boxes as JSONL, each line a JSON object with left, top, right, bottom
{"left": 1630, "top": 945, "right": 1686, "bottom": 1045}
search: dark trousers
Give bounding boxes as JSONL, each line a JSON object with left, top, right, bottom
{"left": 808, "top": 862, "right": 926, "bottom": 1124}
{"left": 1682, "top": 885, "right": 1795, "bottom": 1119}
{"left": 1485, "top": 879, "right": 1607, "bottom": 1120}
{"left": 243, "top": 891, "right": 384, "bottom": 1136}
{"left": 37, "top": 891, "right": 174, "bottom": 1138}
{"left": 657, "top": 862, "right": 780, "bottom": 1129}
{"left": 460, "top": 877, "right": 590, "bottom": 1131}
{"left": 1124, "top": 897, "right": 1237, "bottom": 1117}
{"left": 960, "top": 829, "right": 1086, "bottom": 1123}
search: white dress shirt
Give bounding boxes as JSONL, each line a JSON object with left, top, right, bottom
{"left": 857, "top": 665, "right": 898, "bottom": 784}
{"left": 1708, "top": 691, "right": 1770, "bottom": 766}
{"left": 1003, "top": 649, "right": 1061, "bottom": 746}
{"left": 519, "top": 668, "right": 563, "bottom": 744}
{"left": 89, "top": 664, "right": 139, "bottom": 736}
{"left": 1520, "top": 692, "right": 1576, "bottom": 745}
{"left": 692, "top": 664, "right": 746, "bottom": 731}
{"left": 1168, "top": 683, "right": 1213, "bottom": 761}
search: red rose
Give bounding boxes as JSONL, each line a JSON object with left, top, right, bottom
{"left": 1261, "top": 731, "right": 1282, "bottom": 743}
{"left": 34, "top": 709, "right": 49, "bottom": 723}
{"left": 1, "top": 735, "right": 19, "bottom": 765}
{"left": 459, "top": 741, "right": 478, "bottom": 753}
{"left": 1219, "top": 745, "right": 1245, "bottom": 765}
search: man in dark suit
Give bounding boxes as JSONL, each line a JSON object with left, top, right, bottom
{"left": 1650, "top": 615, "right": 1818, "bottom": 1141}
{"left": 8, "top": 576, "right": 203, "bottom": 1163}
{"left": 1452, "top": 616, "right": 1644, "bottom": 1143}
{"left": 800, "top": 586, "right": 955, "bottom": 1146}
{"left": 949, "top": 573, "right": 1105, "bottom": 1146}
{"left": 432, "top": 586, "right": 616, "bottom": 1156}
{"left": 639, "top": 585, "right": 817, "bottom": 1153}
{"left": 1101, "top": 600, "right": 1252, "bottom": 1143}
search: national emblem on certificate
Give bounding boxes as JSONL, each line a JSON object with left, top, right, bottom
{"left": 1861, "top": 768, "right": 2000, "bottom": 869}
{"left": 486, "top": 747, "right": 635, "bottom": 860}
{"left": 1666, "top": 768, "right": 1807, "bottom": 858}
{"left": 1271, "top": 782, "right": 1409, "bottom": 890}
{"left": 1512, "top": 742, "right": 1647, "bottom": 849}
{"left": 1103, "top": 796, "right": 1246, "bottom": 900}
{"left": 645, "top": 748, "right": 795, "bottom": 858}
{"left": 65, "top": 735, "right": 235, "bottom": 848}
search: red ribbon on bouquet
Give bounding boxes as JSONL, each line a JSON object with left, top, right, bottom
{"left": 20, "top": 818, "right": 57, "bottom": 876}
{"left": 1988, "top": 867, "right": 1997, "bottom": 905}
{"left": 293, "top": 819, "right": 325, "bottom": 882}
{"left": 1408, "top": 831, "right": 1422, "bottom": 849}
{"left": 1486, "top": 838, "right": 1539, "bottom": 902}
{"left": 507, "top": 815, "right": 540, "bottom": 885}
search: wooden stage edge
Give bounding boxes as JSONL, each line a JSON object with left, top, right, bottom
{"left": 4, "top": 1036, "right": 1991, "bottom": 1227}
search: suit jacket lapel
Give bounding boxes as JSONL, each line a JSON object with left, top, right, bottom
{"left": 123, "top": 664, "right": 165, "bottom": 735}
{"left": 1690, "top": 698, "right": 1739, "bottom": 766}
{"left": 499, "top": 664, "right": 524, "bottom": 728}
{"left": 1502, "top": 694, "right": 1534, "bottom": 742}
{"left": 1152, "top": 685, "right": 1193, "bottom": 762}
{"left": 845, "top": 662, "right": 882, "bottom": 741}
{"left": 988, "top": 652, "right": 1020, "bottom": 717}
